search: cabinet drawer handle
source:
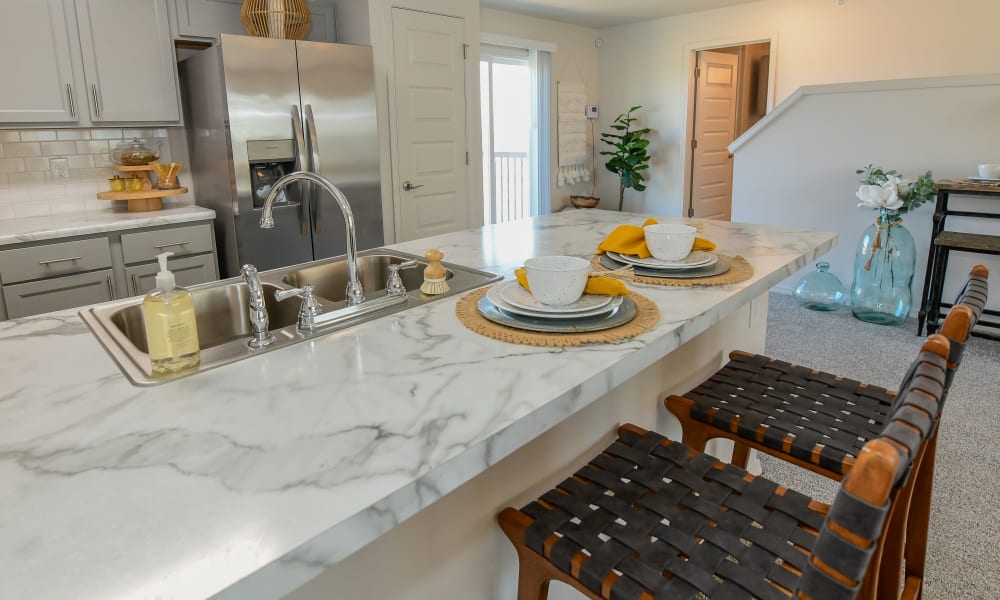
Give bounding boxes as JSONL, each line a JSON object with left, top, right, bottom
{"left": 38, "top": 256, "right": 82, "bottom": 265}
{"left": 130, "top": 273, "right": 139, "bottom": 295}
{"left": 66, "top": 84, "right": 75, "bottom": 117}
{"left": 91, "top": 84, "right": 101, "bottom": 117}
{"left": 153, "top": 241, "right": 188, "bottom": 249}
{"left": 106, "top": 274, "right": 115, "bottom": 298}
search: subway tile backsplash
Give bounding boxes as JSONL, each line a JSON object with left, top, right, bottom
{"left": 0, "top": 127, "right": 183, "bottom": 219}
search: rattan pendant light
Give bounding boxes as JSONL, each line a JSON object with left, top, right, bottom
{"left": 241, "top": 0, "right": 311, "bottom": 40}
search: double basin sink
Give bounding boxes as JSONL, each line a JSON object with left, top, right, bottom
{"left": 80, "top": 249, "right": 500, "bottom": 386}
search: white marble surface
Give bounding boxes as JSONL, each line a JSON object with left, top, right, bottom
{"left": 0, "top": 203, "right": 215, "bottom": 245}
{"left": 0, "top": 210, "right": 835, "bottom": 600}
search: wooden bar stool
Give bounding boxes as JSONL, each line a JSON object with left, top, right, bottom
{"left": 498, "top": 336, "right": 949, "bottom": 600}
{"left": 665, "top": 265, "right": 986, "bottom": 481}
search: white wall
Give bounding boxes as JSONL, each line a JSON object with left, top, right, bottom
{"left": 480, "top": 8, "right": 600, "bottom": 213}
{"left": 731, "top": 76, "right": 1000, "bottom": 313}
{"left": 596, "top": 0, "right": 1000, "bottom": 215}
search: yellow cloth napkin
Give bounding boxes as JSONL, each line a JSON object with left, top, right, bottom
{"left": 514, "top": 268, "right": 629, "bottom": 297}
{"left": 595, "top": 218, "right": 716, "bottom": 259}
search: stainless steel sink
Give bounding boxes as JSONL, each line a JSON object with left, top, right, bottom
{"left": 107, "top": 283, "right": 299, "bottom": 353}
{"left": 80, "top": 249, "right": 499, "bottom": 386}
{"left": 282, "top": 254, "right": 454, "bottom": 302}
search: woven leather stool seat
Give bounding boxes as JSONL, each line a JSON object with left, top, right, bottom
{"left": 519, "top": 426, "right": 827, "bottom": 600}
{"left": 499, "top": 335, "right": 950, "bottom": 600}
{"left": 684, "top": 352, "right": 895, "bottom": 475}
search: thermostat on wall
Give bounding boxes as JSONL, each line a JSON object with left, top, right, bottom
{"left": 585, "top": 105, "right": 599, "bottom": 119}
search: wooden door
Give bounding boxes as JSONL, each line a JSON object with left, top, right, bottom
{"left": 390, "top": 7, "right": 468, "bottom": 241}
{"left": 689, "top": 51, "right": 739, "bottom": 220}
{"left": 0, "top": 0, "right": 79, "bottom": 123}
{"left": 75, "top": 0, "right": 180, "bottom": 122}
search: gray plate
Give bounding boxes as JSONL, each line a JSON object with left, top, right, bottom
{"left": 599, "top": 254, "right": 731, "bottom": 279}
{"left": 477, "top": 294, "right": 638, "bottom": 333}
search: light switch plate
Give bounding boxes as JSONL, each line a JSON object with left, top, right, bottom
{"left": 50, "top": 158, "right": 69, "bottom": 181}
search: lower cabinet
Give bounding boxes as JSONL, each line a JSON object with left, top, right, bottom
{"left": 126, "top": 253, "right": 217, "bottom": 295}
{"left": 0, "top": 219, "right": 219, "bottom": 321}
{"left": 3, "top": 269, "right": 115, "bottom": 319}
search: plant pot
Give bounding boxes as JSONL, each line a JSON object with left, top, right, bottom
{"left": 569, "top": 195, "right": 600, "bottom": 209}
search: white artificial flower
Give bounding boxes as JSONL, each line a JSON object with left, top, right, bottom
{"left": 856, "top": 178, "right": 902, "bottom": 210}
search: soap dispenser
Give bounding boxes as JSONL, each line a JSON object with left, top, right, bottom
{"left": 142, "top": 251, "right": 200, "bottom": 374}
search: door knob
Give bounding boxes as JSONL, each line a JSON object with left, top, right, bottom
{"left": 402, "top": 180, "right": 424, "bottom": 191}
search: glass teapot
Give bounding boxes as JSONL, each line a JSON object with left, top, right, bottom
{"left": 111, "top": 137, "right": 161, "bottom": 166}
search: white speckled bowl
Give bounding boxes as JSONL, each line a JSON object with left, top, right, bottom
{"left": 978, "top": 163, "right": 1000, "bottom": 179}
{"left": 524, "top": 256, "right": 590, "bottom": 306}
{"left": 644, "top": 223, "right": 697, "bottom": 261}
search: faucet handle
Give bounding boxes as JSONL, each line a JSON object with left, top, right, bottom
{"left": 275, "top": 285, "right": 323, "bottom": 332}
{"left": 386, "top": 260, "right": 419, "bottom": 297}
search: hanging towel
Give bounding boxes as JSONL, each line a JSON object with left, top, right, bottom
{"left": 557, "top": 82, "right": 590, "bottom": 186}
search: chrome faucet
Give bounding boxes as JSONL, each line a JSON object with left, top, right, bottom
{"left": 241, "top": 264, "right": 276, "bottom": 349}
{"left": 260, "top": 171, "right": 365, "bottom": 306}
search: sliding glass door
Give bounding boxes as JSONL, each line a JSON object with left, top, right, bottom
{"left": 480, "top": 44, "right": 550, "bottom": 224}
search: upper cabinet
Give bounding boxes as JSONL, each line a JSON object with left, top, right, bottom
{"left": 0, "top": 1, "right": 78, "bottom": 123}
{"left": 0, "top": 0, "right": 181, "bottom": 126}
{"left": 75, "top": 0, "right": 181, "bottom": 122}
{"left": 171, "top": 0, "right": 336, "bottom": 43}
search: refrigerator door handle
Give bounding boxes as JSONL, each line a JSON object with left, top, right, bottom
{"left": 291, "top": 104, "right": 307, "bottom": 172}
{"left": 304, "top": 104, "right": 322, "bottom": 233}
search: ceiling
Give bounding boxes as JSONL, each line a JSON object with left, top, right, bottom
{"left": 480, "top": 0, "right": 763, "bottom": 29}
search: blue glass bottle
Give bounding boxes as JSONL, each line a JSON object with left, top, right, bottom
{"left": 850, "top": 209, "right": 916, "bottom": 325}
{"left": 794, "top": 262, "right": 846, "bottom": 311}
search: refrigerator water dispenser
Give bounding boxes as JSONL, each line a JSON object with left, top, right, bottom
{"left": 247, "top": 139, "right": 297, "bottom": 209}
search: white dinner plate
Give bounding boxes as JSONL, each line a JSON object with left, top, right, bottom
{"left": 608, "top": 250, "right": 718, "bottom": 270}
{"left": 486, "top": 284, "right": 623, "bottom": 320}
{"left": 498, "top": 280, "right": 613, "bottom": 313}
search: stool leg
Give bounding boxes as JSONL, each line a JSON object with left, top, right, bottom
{"left": 928, "top": 248, "right": 950, "bottom": 334}
{"left": 730, "top": 442, "right": 751, "bottom": 469}
{"left": 665, "top": 395, "right": 712, "bottom": 452}
{"left": 902, "top": 432, "right": 938, "bottom": 599}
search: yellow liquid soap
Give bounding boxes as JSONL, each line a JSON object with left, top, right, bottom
{"left": 141, "top": 251, "right": 200, "bottom": 375}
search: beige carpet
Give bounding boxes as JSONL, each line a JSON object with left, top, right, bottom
{"left": 761, "top": 293, "right": 1000, "bottom": 599}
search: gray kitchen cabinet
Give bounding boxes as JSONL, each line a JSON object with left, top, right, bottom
{"left": 125, "top": 253, "right": 217, "bottom": 296}
{"left": 170, "top": 0, "right": 337, "bottom": 42}
{"left": 3, "top": 269, "right": 115, "bottom": 319}
{"left": 0, "top": 219, "right": 218, "bottom": 320}
{"left": 75, "top": 0, "right": 181, "bottom": 123}
{"left": 0, "top": 0, "right": 79, "bottom": 123}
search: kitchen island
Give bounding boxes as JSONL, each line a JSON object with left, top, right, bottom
{"left": 0, "top": 210, "right": 835, "bottom": 600}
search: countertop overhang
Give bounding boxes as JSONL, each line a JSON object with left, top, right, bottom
{"left": 0, "top": 210, "right": 835, "bottom": 600}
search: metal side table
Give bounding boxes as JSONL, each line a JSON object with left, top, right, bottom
{"left": 917, "top": 179, "right": 1000, "bottom": 340}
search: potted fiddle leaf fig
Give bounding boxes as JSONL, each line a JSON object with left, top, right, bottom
{"left": 601, "top": 106, "right": 651, "bottom": 211}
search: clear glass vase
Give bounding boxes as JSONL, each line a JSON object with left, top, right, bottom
{"left": 795, "top": 262, "right": 846, "bottom": 311}
{"left": 850, "top": 209, "right": 916, "bottom": 325}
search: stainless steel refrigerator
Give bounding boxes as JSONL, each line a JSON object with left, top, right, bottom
{"left": 180, "top": 34, "right": 383, "bottom": 278}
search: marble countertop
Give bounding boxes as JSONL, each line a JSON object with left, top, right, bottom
{"left": 0, "top": 203, "right": 216, "bottom": 246}
{"left": 0, "top": 210, "right": 835, "bottom": 600}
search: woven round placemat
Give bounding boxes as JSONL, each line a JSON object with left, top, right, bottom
{"left": 591, "top": 254, "right": 754, "bottom": 287}
{"left": 455, "top": 287, "right": 659, "bottom": 347}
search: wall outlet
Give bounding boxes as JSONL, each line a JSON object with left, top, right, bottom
{"left": 50, "top": 158, "right": 69, "bottom": 181}
{"left": 585, "top": 105, "right": 599, "bottom": 119}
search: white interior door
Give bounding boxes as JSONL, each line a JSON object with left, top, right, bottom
{"left": 689, "top": 50, "right": 739, "bottom": 220}
{"left": 391, "top": 7, "right": 468, "bottom": 241}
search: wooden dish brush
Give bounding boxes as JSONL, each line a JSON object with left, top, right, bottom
{"left": 420, "top": 249, "right": 450, "bottom": 295}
